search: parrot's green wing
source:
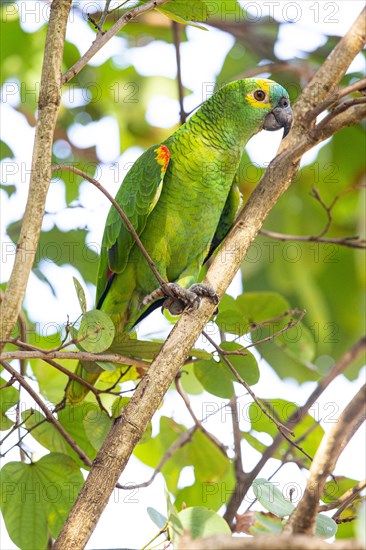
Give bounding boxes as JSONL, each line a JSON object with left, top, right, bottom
{"left": 205, "top": 179, "right": 242, "bottom": 261}
{"left": 96, "top": 144, "right": 171, "bottom": 305}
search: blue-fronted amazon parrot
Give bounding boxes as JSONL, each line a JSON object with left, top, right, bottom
{"left": 66, "top": 78, "right": 292, "bottom": 403}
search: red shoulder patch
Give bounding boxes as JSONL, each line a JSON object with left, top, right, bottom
{"left": 154, "top": 145, "right": 170, "bottom": 172}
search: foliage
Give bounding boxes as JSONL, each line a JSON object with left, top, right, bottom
{"left": 0, "top": 0, "right": 365, "bottom": 548}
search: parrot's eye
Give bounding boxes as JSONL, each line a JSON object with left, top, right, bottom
{"left": 253, "top": 89, "right": 266, "bottom": 101}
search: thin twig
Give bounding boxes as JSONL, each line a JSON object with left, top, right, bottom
{"left": 230, "top": 310, "right": 306, "bottom": 352}
{"left": 61, "top": 0, "right": 171, "bottom": 85}
{"left": 314, "top": 97, "right": 366, "bottom": 135}
{"left": 98, "top": 0, "right": 113, "bottom": 34}
{"left": 259, "top": 230, "right": 366, "bottom": 250}
{"left": 175, "top": 374, "right": 228, "bottom": 456}
{"left": 0, "top": 360, "right": 92, "bottom": 468}
{"left": 116, "top": 426, "right": 196, "bottom": 489}
{"left": 307, "top": 77, "right": 366, "bottom": 121}
{"left": 230, "top": 395, "right": 246, "bottom": 484}
{"left": 224, "top": 335, "right": 366, "bottom": 526}
{"left": 2, "top": 338, "right": 137, "bottom": 411}
{"left": 318, "top": 479, "right": 366, "bottom": 513}
{"left": 311, "top": 184, "right": 365, "bottom": 238}
{"left": 202, "top": 331, "right": 294, "bottom": 437}
{"left": 172, "top": 21, "right": 186, "bottom": 124}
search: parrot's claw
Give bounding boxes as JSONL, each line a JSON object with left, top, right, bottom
{"left": 141, "top": 282, "right": 219, "bottom": 316}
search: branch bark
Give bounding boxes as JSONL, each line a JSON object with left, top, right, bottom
{"left": 0, "top": 0, "right": 72, "bottom": 352}
{"left": 284, "top": 384, "right": 366, "bottom": 535}
{"left": 178, "top": 533, "right": 364, "bottom": 550}
{"left": 54, "top": 8, "right": 366, "bottom": 547}
{"left": 0, "top": 350, "right": 149, "bottom": 370}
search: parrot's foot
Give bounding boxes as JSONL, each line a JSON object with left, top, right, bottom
{"left": 142, "top": 282, "right": 219, "bottom": 316}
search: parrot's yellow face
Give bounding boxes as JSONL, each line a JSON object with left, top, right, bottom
{"left": 242, "top": 78, "right": 293, "bottom": 137}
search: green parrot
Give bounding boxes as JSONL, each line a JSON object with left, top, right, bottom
{"left": 66, "top": 78, "right": 292, "bottom": 403}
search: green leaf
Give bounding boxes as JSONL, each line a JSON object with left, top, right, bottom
{"left": 6, "top": 226, "right": 100, "bottom": 284}
{"left": 0, "top": 377, "right": 19, "bottom": 430}
{"left": 95, "top": 361, "right": 116, "bottom": 372}
{"left": 315, "top": 513, "right": 338, "bottom": 539}
{"left": 157, "top": 8, "right": 208, "bottom": 30}
{"left": 194, "top": 344, "right": 259, "bottom": 398}
{"left": 0, "top": 453, "right": 83, "bottom": 549}
{"left": 0, "top": 183, "right": 16, "bottom": 197}
{"left": 57, "top": 404, "right": 98, "bottom": 463}
{"left": 190, "top": 430, "right": 229, "bottom": 483}
{"left": 83, "top": 407, "right": 112, "bottom": 451}
{"left": 252, "top": 478, "right": 295, "bottom": 517}
{"left": 23, "top": 409, "right": 70, "bottom": 456}
{"left": 166, "top": 489, "right": 184, "bottom": 543}
{"left": 158, "top": 0, "right": 209, "bottom": 23}
{"left": 134, "top": 417, "right": 189, "bottom": 493}
{"left": 323, "top": 476, "right": 359, "bottom": 503}
{"left": 109, "top": 336, "right": 211, "bottom": 361}
{"left": 111, "top": 396, "right": 130, "bottom": 418}
{"left": 219, "top": 342, "right": 259, "bottom": 386}
{"left": 194, "top": 358, "right": 234, "bottom": 398}
{"left": 241, "top": 431, "right": 267, "bottom": 454}
{"left": 179, "top": 364, "right": 204, "bottom": 395}
{"left": 147, "top": 506, "right": 167, "bottom": 529}
{"left": 248, "top": 399, "right": 324, "bottom": 467}
{"left": 215, "top": 294, "right": 249, "bottom": 335}
{"left": 175, "top": 463, "right": 235, "bottom": 512}
{"left": 0, "top": 139, "right": 14, "bottom": 160}
{"left": 249, "top": 511, "right": 283, "bottom": 535}
{"left": 177, "top": 506, "right": 231, "bottom": 539}
{"left": 77, "top": 310, "right": 115, "bottom": 353}
{"left": 73, "top": 276, "right": 87, "bottom": 313}
{"left": 236, "top": 291, "right": 291, "bottom": 327}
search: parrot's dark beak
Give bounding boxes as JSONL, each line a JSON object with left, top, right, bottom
{"left": 263, "top": 97, "right": 293, "bottom": 138}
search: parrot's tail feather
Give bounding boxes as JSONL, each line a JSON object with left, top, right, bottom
{"left": 65, "top": 361, "right": 101, "bottom": 404}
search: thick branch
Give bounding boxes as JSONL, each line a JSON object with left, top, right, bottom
{"left": 291, "top": 6, "right": 366, "bottom": 131}
{"left": 178, "top": 533, "right": 364, "bottom": 550}
{"left": 54, "top": 12, "right": 366, "bottom": 549}
{"left": 284, "top": 384, "right": 366, "bottom": 534}
{"left": 0, "top": 0, "right": 72, "bottom": 352}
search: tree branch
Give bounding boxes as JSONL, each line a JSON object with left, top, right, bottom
{"left": 0, "top": 361, "right": 92, "bottom": 468}
{"left": 61, "top": 0, "right": 171, "bottom": 85}
{"left": 259, "top": 229, "right": 366, "bottom": 249}
{"left": 0, "top": 349, "right": 149, "bottom": 370}
{"left": 54, "top": 10, "right": 366, "bottom": 548}
{"left": 318, "top": 479, "right": 366, "bottom": 513}
{"left": 0, "top": 0, "right": 72, "bottom": 352}
{"left": 117, "top": 426, "right": 196, "bottom": 490}
{"left": 175, "top": 374, "right": 228, "bottom": 455}
{"left": 224, "top": 335, "right": 366, "bottom": 526}
{"left": 284, "top": 384, "right": 366, "bottom": 535}
{"left": 202, "top": 331, "right": 295, "bottom": 437}
{"left": 52, "top": 164, "right": 174, "bottom": 297}
{"left": 172, "top": 21, "right": 186, "bottom": 124}
{"left": 178, "top": 533, "right": 364, "bottom": 550}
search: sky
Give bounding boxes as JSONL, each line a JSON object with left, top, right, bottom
{"left": 0, "top": 1, "right": 365, "bottom": 548}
